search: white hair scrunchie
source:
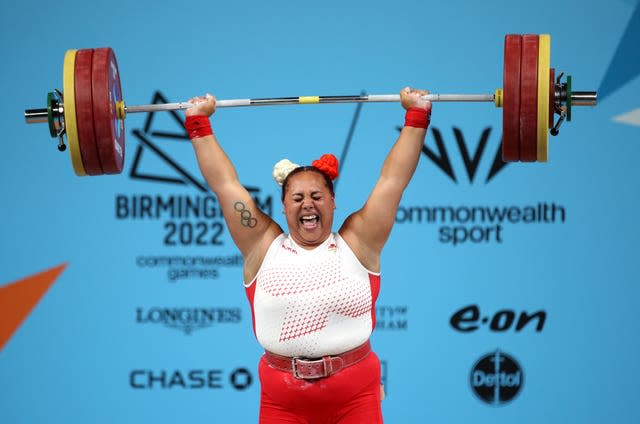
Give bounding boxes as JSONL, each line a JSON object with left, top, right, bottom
{"left": 272, "top": 159, "right": 300, "bottom": 186}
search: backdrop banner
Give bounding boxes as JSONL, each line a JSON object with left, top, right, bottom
{"left": 2, "top": 1, "right": 639, "bottom": 423}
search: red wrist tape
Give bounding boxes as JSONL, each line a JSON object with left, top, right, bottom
{"left": 404, "top": 107, "right": 430, "bottom": 129}
{"left": 185, "top": 115, "right": 213, "bottom": 139}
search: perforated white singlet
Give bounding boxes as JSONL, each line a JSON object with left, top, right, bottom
{"left": 245, "top": 233, "right": 380, "bottom": 357}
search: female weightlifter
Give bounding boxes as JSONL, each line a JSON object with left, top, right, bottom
{"left": 185, "top": 87, "right": 431, "bottom": 423}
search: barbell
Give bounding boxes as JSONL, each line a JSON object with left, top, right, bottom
{"left": 24, "top": 34, "right": 597, "bottom": 176}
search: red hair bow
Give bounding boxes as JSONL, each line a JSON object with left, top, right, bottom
{"left": 312, "top": 154, "right": 339, "bottom": 180}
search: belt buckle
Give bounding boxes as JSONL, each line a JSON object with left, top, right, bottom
{"left": 291, "top": 356, "right": 327, "bottom": 380}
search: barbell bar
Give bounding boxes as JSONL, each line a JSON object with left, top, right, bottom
{"left": 124, "top": 93, "right": 498, "bottom": 114}
{"left": 24, "top": 34, "right": 597, "bottom": 176}
{"left": 25, "top": 94, "right": 499, "bottom": 120}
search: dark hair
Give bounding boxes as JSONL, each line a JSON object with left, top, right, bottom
{"left": 281, "top": 166, "right": 335, "bottom": 201}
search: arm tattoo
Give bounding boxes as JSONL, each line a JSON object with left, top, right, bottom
{"left": 234, "top": 201, "right": 258, "bottom": 228}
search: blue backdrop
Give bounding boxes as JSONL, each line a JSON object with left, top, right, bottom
{"left": 2, "top": 0, "right": 639, "bottom": 422}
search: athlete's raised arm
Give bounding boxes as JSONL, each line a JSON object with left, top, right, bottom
{"left": 340, "top": 87, "right": 431, "bottom": 271}
{"left": 186, "top": 94, "right": 282, "bottom": 280}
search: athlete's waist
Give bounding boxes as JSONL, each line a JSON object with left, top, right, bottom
{"left": 263, "top": 341, "right": 371, "bottom": 380}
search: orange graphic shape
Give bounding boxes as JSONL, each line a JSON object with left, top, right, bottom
{"left": 0, "top": 263, "right": 67, "bottom": 351}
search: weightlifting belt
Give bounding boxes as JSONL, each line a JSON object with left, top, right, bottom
{"left": 264, "top": 341, "right": 371, "bottom": 379}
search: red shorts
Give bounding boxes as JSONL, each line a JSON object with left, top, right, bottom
{"left": 258, "top": 351, "right": 384, "bottom": 423}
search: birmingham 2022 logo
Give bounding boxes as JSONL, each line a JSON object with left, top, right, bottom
{"left": 116, "top": 91, "right": 272, "bottom": 282}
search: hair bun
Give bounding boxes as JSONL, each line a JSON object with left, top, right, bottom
{"left": 273, "top": 159, "right": 300, "bottom": 186}
{"left": 312, "top": 154, "right": 339, "bottom": 180}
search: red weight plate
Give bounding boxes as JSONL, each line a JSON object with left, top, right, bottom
{"left": 549, "top": 68, "right": 555, "bottom": 129}
{"left": 92, "top": 48, "right": 125, "bottom": 174}
{"left": 502, "top": 35, "right": 522, "bottom": 162}
{"left": 519, "top": 34, "right": 539, "bottom": 162}
{"left": 74, "top": 49, "right": 104, "bottom": 175}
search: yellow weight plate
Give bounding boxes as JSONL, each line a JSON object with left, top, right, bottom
{"left": 63, "top": 49, "right": 86, "bottom": 176}
{"left": 536, "top": 34, "right": 550, "bottom": 162}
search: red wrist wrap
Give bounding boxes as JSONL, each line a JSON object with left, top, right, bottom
{"left": 185, "top": 115, "right": 213, "bottom": 139}
{"left": 404, "top": 107, "right": 430, "bottom": 129}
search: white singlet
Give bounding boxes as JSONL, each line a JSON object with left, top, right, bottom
{"left": 245, "top": 233, "right": 380, "bottom": 358}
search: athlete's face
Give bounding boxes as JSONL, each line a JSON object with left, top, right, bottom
{"left": 282, "top": 171, "right": 335, "bottom": 249}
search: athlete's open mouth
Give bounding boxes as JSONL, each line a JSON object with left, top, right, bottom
{"left": 300, "top": 214, "right": 319, "bottom": 228}
{"left": 300, "top": 214, "right": 319, "bottom": 223}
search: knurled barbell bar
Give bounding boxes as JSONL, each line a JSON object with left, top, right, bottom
{"left": 24, "top": 34, "right": 597, "bottom": 176}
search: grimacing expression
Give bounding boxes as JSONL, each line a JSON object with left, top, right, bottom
{"left": 282, "top": 171, "right": 336, "bottom": 248}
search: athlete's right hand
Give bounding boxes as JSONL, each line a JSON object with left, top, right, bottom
{"left": 186, "top": 93, "right": 216, "bottom": 117}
